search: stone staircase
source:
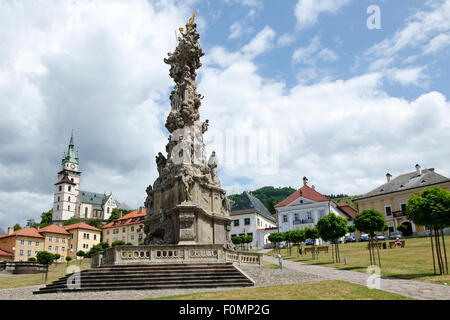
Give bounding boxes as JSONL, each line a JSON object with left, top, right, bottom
{"left": 33, "top": 262, "right": 254, "bottom": 294}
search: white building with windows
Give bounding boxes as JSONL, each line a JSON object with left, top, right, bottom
{"left": 52, "top": 133, "right": 121, "bottom": 225}
{"left": 229, "top": 191, "right": 277, "bottom": 249}
{"left": 275, "top": 177, "right": 356, "bottom": 243}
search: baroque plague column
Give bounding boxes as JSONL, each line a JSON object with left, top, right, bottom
{"left": 144, "top": 15, "right": 233, "bottom": 246}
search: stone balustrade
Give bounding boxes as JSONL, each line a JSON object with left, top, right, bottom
{"left": 0, "top": 261, "right": 48, "bottom": 274}
{"left": 91, "top": 244, "right": 263, "bottom": 268}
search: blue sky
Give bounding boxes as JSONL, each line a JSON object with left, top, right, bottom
{"left": 0, "top": 0, "right": 449, "bottom": 230}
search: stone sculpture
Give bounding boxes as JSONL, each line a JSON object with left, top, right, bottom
{"left": 144, "top": 14, "right": 232, "bottom": 247}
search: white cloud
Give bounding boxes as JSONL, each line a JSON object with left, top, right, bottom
{"left": 229, "top": 21, "right": 243, "bottom": 39}
{"left": 293, "top": 36, "right": 338, "bottom": 64}
{"left": 295, "top": 0, "right": 352, "bottom": 29}
{"left": 366, "top": 0, "right": 450, "bottom": 69}
{"left": 277, "top": 33, "right": 295, "bottom": 47}
{"left": 241, "top": 26, "right": 276, "bottom": 58}
{"left": 386, "top": 67, "right": 428, "bottom": 87}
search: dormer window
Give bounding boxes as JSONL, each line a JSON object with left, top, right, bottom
{"left": 380, "top": 188, "right": 384, "bottom": 192}
{"left": 300, "top": 200, "right": 303, "bottom": 204}
{"left": 400, "top": 185, "right": 404, "bottom": 188}
{"left": 421, "top": 180, "right": 426, "bottom": 183}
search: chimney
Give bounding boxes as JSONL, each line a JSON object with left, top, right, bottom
{"left": 138, "top": 206, "right": 144, "bottom": 214}
{"left": 119, "top": 211, "right": 123, "bottom": 218}
{"left": 312, "top": 185, "right": 315, "bottom": 190}
{"left": 7, "top": 227, "right": 13, "bottom": 235}
{"left": 303, "top": 176, "right": 308, "bottom": 186}
{"left": 386, "top": 173, "right": 392, "bottom": 182}
{"left": 415, "top": 164, "right": 421, "bottom": 175}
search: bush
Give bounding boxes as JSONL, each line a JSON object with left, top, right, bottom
{"left": 28, "top": 257, "right": 36, "bottom": 262}
{"left": 112, "top": 240, "right": 126, "bottom": 247}
{"left": 36, "top": 251, "right": 54, "bottom": 265}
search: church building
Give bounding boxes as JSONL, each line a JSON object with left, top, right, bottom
{"left": 52, "top": 133, "right": 121, "bottom": 225}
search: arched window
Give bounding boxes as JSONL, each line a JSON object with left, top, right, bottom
{"left": 85, "top": 207, "right": 88, "bottom": 215}
{"left": 107, "top": 207, "right": 110, "bottom": 214}
{"left": 68, "top": 186, "right": 71, "bottom": 192}
{"left": 57, "top": 205, "right": 59, "bottom": 210}
{"left": 68, "top": 205, "right": 70, "bottom": 211}
{"left": 57, "top": 196, "right": 60, "bottom": 202}
{"left": 68, "top": 196, "right": 71, "bottom": 202}
{"left": 59, "top": 186, "right": 62, "bottom": 191}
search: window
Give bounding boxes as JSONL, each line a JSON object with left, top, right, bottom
{"left": 36, "top": 241, "right": 40, "bottom": 247}
{"left": 20, "top": 250, "right": 24, "bottom": 256}
{"left": 131, "top": 226, "right": 134, "bottom": 232}
{"left": 138, "top": 235, "right": 143, "bottom": 241}
{"left": 59, "top": 186, "right": 62, "bottom": 191}
{"left": 68, "top": 196, "right": 71, "bottom": 202}
{"left": 57, "top": 205, "right": 59, "bottom": 210}
{"left": 62, "top": 247, "right": 65, "bottom": 252}
{"left": 68, "top": 186, "right": 71, "bottom": 192}
{"left": 107, "top": 207, "right": 110, "bottom": 214}
{"left": 58, "top": 196, "right": 60, "bottom": 202}
{"left": 233, "top": 220, "right": 239, "bottom": 227}
{"left": 48, "top": 246, "right": 52, "bottom": 251}
{"left": 307, "top": 212, "right": 312, "bottom": 220}
{"left": 401, "top": 203, "right": 407, "bottom": 214}
{"left": 83, "top": 233, "right": 90, "bottom": 239}
{"left": 85, "top": 207, "right": 88, "bottom": 215}
{"left": 56, "top": 237, "right": 59, "bottom": 243}
{"left": 55, "top": 246, "right": 59, "bottom": 252}
{"left": 49, "top": 236, "right": 52, "bottom": 242}
{"left": 20, "top": 240, "right": 25, "bottom": 245}
{"left": 123, "top": 228, "right": 126, "bottom": 233}
{"left": 131, "top": 235, "right": 134, "bottom": 241}
{"left": 294, "top": 213, "right": 299, "bottom": 221}
{"left": 319, "top": 210, "right": 325, "bottom": 218}
{"left": 94, "top": 234, "right": 97, "bottom": 240}
{"left": 107, "top": 230, "right": 110, "bottom": 235}
{"left": 62, "top": 238, "right": 65, "bottom": 243}
{"left": 27, "top": 250, "right": 31, "bottom": 256}
{"left": 244, "top": 218, "right": 250, "bottom": 225}
{"left": 28, "top": 240, "right": 32, "bottom": 246}
{"left": 283, "top": 215, "right": 287, "bottom": 223}
{"left": 385, "top": 206, "right": 392, "bottom": 216}
{"left": 122, "top": 236, "right": 125, "bottom": 241}
{"left": 68, "top": 205, "right": 70, "bottom": 211}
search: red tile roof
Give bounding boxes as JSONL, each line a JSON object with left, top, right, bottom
{"left": 0, "top": 249, "right": 13, "bottom": 256}
{"left": 336, "top": 202, "right": 358, "bottom": 219}
{"left": 102, "top": 208, "right": 146, "bottom": 229}
{"left": 39, "top": 224, "right": 70, "bottom": 235}
{"left": 0, "top": 227, "right": 45, "bottom": 239}
{"left": 54, "top": 175, "right": 76, "bottom": 186}
{"left": 64, "top": 222, "right": 101, "bottom": 232}
{"left": 275, "top": 185, "right": 329, "bottom": 208}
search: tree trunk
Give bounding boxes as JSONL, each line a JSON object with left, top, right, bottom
{"left": 440, "top": 228, "right": 448, "bottom": 274}
{"left": 331, "top": 241, "right": 335, "bottom": 263}
{"left": 375, "top": 236, "right": 381, "bottom": 268}
{"left": 430, "top": 229, "right": 436, "bottom": 275}
{"left": 434, "top": 228, "right": 443, "bottom": 274}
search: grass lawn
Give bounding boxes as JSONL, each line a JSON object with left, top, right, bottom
{"left": 147, "top": 280, "right": 413, "bottom": 300}
{"left": 0, "top": 258, "right": 91, "bottom": 290}
{"left": 268, "top": 237, "right": 450, "bottom": 285}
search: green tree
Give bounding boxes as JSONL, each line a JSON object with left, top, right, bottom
{"left": 13, "top": 223, "right": 21, "bottom": 231}
{"left": 63, "top": 217, "right": 82, "bottom": 226}
{"left": 396, "top": 224, "right": 408, "bottom": 235}
{"left": 39, "top": 209, "right": 53, "bottom": 227}
{"left": 317, "top": 214, "right": 348, "bottom": 263}
{"left": 26, "top": 219, "right": 39, "bottom": 228}
{"left": 36, "top": 251, "right": 54, "bottom": 283}
{"left": 85, "top": 218, "right": 103, "bottom": 229}
{"left": 76, "top": 250, "right": 86, "bottom": 266}
{"left": 265, "top": 199, "right": 276, "bottom": 215}
{"left": 107, "top": 208, "right": 133, "bottom": 224}
{"left": 406, "top": 186, "right": 450, "bottom": 275}
{"left": 65, "top": 256, "right": 72, "bottom": 265}
{"left": 268, "top": 232, "right": 284, "bottom": 253}
{"left": 28, "top": 257, "right": 36, "bottom": 262}
{"left": 52, "top": 253, "right": 61, "bottom": 266}
{"left": 354, "top": 209, "right": 387, "bottom": 267}
{"left": 348, "top": 225, "right": 356, "bottom": 233}
{"left": 289, "top": 229, "right": 305, "bottom": 257}
{"left": 86, "top": 242, "right": 109, "bottom": 258}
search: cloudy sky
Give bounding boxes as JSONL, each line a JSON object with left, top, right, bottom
{"left": 1, "top": 0, "right": 449, "bottom": 230}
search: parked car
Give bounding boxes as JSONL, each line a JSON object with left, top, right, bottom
{"left": 389, "top": 232, "right": 402, "bottom": 240}
{"left": 375, "top": 234, "right": 385, "bottom": 241}
{"left": 345, "top": 235, "right": 356, "bottom": 243}
{"left": 305, "top": 238, "right": 314, "bottom": 245}
{"left": 359, "top": 233, "right": 369, "bottom": 242}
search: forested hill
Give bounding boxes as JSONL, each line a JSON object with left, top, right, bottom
{"left": 228, "top": 186, "right": 296, "bottom": 214}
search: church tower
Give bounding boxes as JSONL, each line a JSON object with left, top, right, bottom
{"left": 52, "top": 132, "right": 81, "bottom": 225}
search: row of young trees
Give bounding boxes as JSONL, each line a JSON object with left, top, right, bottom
{"left": 231, "top": 235, "right": 253, "bottom": 250}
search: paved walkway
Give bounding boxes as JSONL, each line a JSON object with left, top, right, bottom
{"left": 263, "top": 254, "right": 450, "bottom": 300}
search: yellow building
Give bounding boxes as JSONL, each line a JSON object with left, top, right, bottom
{"left": 39, "top": 225, "right": 71, "bottom": 262}
{"left": 64, "top": 222, "right": 101, "bottom": 259}
{"left": 0, "top": 227, "right": 45, "bottom": 262}
{"left": 354, "top": 165, "right": 450, "bottom": 237}
{"left": 102, "top": 207, "right": 146, "bottom": 246}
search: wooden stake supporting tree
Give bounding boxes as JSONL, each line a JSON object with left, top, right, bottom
{"left": 406, "top": 186, "right": 450, "bottom": 275}
{"left": 36, "top": 251, "right": 55, "bottom": 283}
{"left": 354, "top": 209, "right": 387, "bottom": 268}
